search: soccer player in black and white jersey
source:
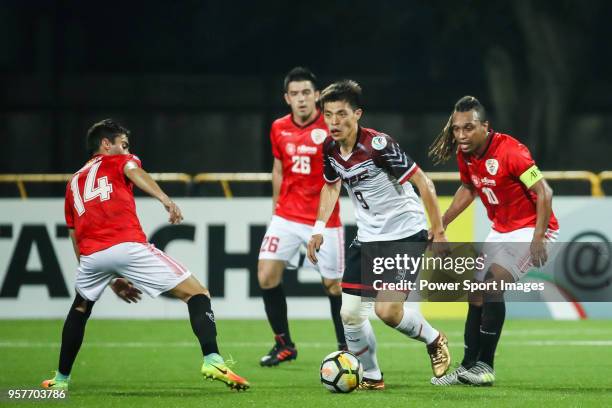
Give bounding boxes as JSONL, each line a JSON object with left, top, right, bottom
{"left": 307, "top": 80, "right": 451, "bottom": 389}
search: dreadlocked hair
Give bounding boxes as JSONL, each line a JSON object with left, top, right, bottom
{"left": 428, "top": 113, "right": 455, "bottom": 165}
{"left": 428, "top": 96, "right": 486, "bottom": 165}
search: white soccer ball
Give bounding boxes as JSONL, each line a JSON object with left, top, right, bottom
{"left": 320, "top": 350, "right": 363, "bottom": 393}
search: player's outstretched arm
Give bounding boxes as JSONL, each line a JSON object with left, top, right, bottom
{"left": 123, "top": 163, "right": 183, "bottom": 225}
{"left": 409, "top": 168, "right": 447, "bottom": 242}
{"left": 442, "top": 184, "right": 477, "bottom": 229}
{"left": 271, "top": 158, "right": 283, "bottom": 214}
{"left": 307, "top": 180, "right": 341, "bottom": 264}
{"left": 529, "top": 178, "right": 554, "bottom": 267}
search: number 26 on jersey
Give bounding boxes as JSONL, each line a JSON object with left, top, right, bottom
{"left": 291, "top": 156, "right": 311, "bottom": 174}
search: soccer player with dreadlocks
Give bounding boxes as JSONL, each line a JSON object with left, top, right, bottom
{"left": 429, "top": 96, "right": 559, "bottom": 386}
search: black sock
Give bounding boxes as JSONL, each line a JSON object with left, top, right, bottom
{"left": 479, "top": 301, "right": 506, "bottom": 368}
{"left": 461, "top": 303, "right": 482, "bottom": 368}
{"left": 328, "top": 295, "right": 346, "bottom": 348}
{"left": 262, "top": 284, "right": 293, "bottom": 345}
{"left": 187, "top": 294, "right": 219, "bottom": 357}
{"left": 58, "top": 295, "right": 94, "bottom": 376}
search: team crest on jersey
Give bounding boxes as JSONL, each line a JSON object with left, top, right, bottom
{"left": 286, "top": 143, "right": 296, "bottom": 155}
{"left": 371, "top": 136, "right": 387, "bottom": 150}
{"left": 485, "top": 159, "right": 499, "bottom": 175}
{"left": 310, "top": 128, "right": 327, "bottom": 144}
{"left": 471, "top": 175, "right": 481, "bottom": 188}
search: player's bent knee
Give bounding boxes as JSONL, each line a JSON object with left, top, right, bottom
{"left": 257, "top": 272, "right": 278, "bottom": 289}
{"left": 71, "top": 294, "right": 94, "bottom": 318}
{"left": 257, "top": 260, "right": 284, "bottom": 289}
{"left": 328, "top": 284, "right": 342, "bottom": 296}
{"left": 322, "top": 279, "right": 342, "bottom": 296}
{"left": 374, "top": 302, "right": 402, "bottom": 327}
{"left": 170, "top": 276, "right": 210, "bottom": 302}
{"left": 483, "top": 270, "right": 507, "bottom": 301}
{"left": 469, "top": 299, "right": 483, "bottom": 307}
{"left": 74, "top": 302, "right": 88, "bottom": 313}
{"left": 468, "top": 288, "right": 483, "bottom": 306}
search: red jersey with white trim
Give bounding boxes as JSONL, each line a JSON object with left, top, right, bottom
{"left": 457, "top": 130, "right": 559, "bottom": 233}
{"left": 65, "top": 154, "right": 147, "bottom": 256}
{"left": 323, "top": 127, "right": 427, "bottom": 242}
{"left": 271, "top": 111, "right": 341, "bottom": 227}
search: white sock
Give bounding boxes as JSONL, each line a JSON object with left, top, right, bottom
{"left": 344, "top": 319, "right": 382, "bottom": 380}
{"left": 394, "top": 306, "right": 439, "bottom": 344}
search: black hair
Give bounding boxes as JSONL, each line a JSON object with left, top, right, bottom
{"left": 319, "top": 80, "right": 362, "bottom": 111}
{"left": 429, "top": 96, "right": 487, "bottom": 165}
{"left": 454, "top": 95, "right": 487, "bottom": 122}
{"left": 86, "top": 119, "right": 130, "bottom": 155}
{"left": 283, "top": 66, "right": 318, "bottom": 92}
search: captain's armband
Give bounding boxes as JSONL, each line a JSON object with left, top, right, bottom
{"left": 519, "top": 165, "right": 543, "bottom": 188}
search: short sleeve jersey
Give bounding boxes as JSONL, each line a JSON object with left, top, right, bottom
{"left": 271, "top": 112, "right": 341, "bottom": 227}
{"left": 64, "top": 154, "right": 147, "bottom": 256}
{"left": 457, "top": 130, "right": 559, "bottom": 233}
{"left": 323, "top": 127, "right": 427, "bottom": 242}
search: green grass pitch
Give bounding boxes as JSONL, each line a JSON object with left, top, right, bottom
{"left": 1, "top": 319, "right": 611, "bottom": 407}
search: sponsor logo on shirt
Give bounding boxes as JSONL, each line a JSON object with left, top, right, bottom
{"left": 297, "top": 145, "right": 318, "bottom": 155}
{"left": 281, "top": 130, "right": 293, "bottom": 137}
{"left": 486, "top": 159, "right": 499, "bottom": 175}
{"left": 311, "top": 128, "right": 327, "bottom": 144}
{"left": 481, "top": 177, "right": 496, "bottom": 186}
{"left": 371, "top": 136, "right": 387, "bottom": 150}
{"left": 471, "top": 175, "right": 481, "bottom": 188}
{"left": 286, "top": 143, "right": 296, "bottom": 155}
{"left": 342, "top": 170, "right": 370, "bottom": 186}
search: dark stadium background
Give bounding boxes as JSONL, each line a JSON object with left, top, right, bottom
{"left": 1, "top": 0, "right": 611, "bottom": 196}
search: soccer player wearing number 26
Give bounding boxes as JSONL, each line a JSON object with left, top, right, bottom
{"left": 42, "top": 119, "right": 249, "bottom": 391}
{"left": 258, "top": 68, "right": 345, "bottom": 367}
{"left": 429, "top": 96, "right": 559, "bottom": 386}
{"left": 307, "top": 81, "right": 451, "bottom": 390}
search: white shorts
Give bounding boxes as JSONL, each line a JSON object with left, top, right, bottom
{"left": 75, "top": 242, "right": 192, "bottom": 301}
{"left": 476, "top": 227, "right": 560, "bottom": 282}
{"left": 258, "top": 215, "right": 344, "bottom": 280}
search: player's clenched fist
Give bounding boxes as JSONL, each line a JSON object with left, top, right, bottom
{"left": 307, "top": 234, "right": 324, "bottom": 264}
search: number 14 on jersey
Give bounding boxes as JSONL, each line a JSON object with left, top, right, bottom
{"left": 70, "top": 161, "right": 114, "bottom": 216}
